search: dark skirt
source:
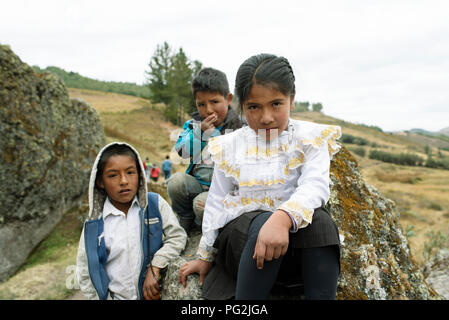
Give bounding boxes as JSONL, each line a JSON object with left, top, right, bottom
{"left": 202, "top": 207, "right": 341, "bottom": 300}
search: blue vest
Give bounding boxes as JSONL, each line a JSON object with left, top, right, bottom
{"left": 83, "top": 192, "right": 163, "bottom": 300}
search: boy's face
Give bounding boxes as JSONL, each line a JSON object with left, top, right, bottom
{"left": 97, "top": 154, "right": 139, "bottom": 214}
{"left": 195, "top": 91, "right": 232, "bottom": 127}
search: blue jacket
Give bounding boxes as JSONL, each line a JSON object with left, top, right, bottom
{"left": 162, "top": 159, "right": 172, "bottom": 172}
{"left": 83, "top": 192, "right": 163, "bottom": 300}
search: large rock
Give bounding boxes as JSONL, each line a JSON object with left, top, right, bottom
{"left": 0, "top": 45, "right": 105, "bottom": 281}
{"left": 160, "top": 147, "right": 440, "bottom": 300}
{"left": 162, "top": 231, "right": 203, "bottom": 300}
{"left": 328, "top": 147, "right": 438, "bottom": 299}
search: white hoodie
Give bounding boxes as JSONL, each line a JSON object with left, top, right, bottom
{"left": 76, "top": 142, "right": 187, "bottom": 299}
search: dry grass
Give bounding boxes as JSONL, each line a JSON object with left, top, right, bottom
{"left": 0, "top": 207, "right": 81, "bottom": 300}
{"left": 68, "top": 88, "right": 187, "bottom": 173}
{"left": 0, "top": 249, "right": 78, "bottom": 300}
{"left": 355, "top": 156, "right": 449, "bottom": 266}
{"left": 68, "top": 88, "right": 154, "bottom": 113}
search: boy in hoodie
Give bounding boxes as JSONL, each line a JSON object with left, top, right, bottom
{"left": 76, "top": 142, "right": 187, "bottom": 300}
{"left": 167, "top": 68, "right": 243, "bottom": 233}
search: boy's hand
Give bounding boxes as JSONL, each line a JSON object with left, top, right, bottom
{"left": 201, "top": 114, "right": 218, "bottom": 132}
{"left": 143, "top": 266, "right": 161, "bottom": 300}
{"left": 253, "top": 210, "right": 292, "bottom": 270}
{"left": 178, "top": 259, "right": 212, "bottom": 287}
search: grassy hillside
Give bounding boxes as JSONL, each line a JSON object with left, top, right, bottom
{"left": 68, "top": 88, "right": 188, "bottom": 172}
{"left": 33, "top": 66, "right": 151, "bottom": 99}
{"left": 1, "top": 91, "right": 448, "bottom": 299}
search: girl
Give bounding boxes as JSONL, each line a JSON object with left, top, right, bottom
{"left": 76, "top": 142, "right": 187, "bottom": 300}
{"left": 178, "top": 54, "right": 342, "bottom": 300}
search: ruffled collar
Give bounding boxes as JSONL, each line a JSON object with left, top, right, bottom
{"left": 208, "top": 119, "right": 342, "bottom": 182}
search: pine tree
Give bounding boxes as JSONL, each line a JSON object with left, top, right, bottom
{"left": 145, "top": 42, "right": 172, "bottom": 105}
{"left": 146, "top": 43, "right": 203, "bottom": 124}
{"left": 312, "top": 102, "right": 323, "bottom": 112}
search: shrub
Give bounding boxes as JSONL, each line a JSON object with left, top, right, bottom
{"left": 423, "top": 230, "right": 449, "bottom": 260}
{"left": 428, "top": 202, "right": 443, "bottom": 211}
{"left": 425, "top": 157, "right": 449, "bottom": 170}
{"left": 405, "top": 225, "right": 416, "bottom": 238}
{"left": 349, "top": 146, "right": 366, "bottom": 157}
{"left": 341, "top": 134, "right": 369, "bottom": 146}
{"left": 369, "top": 149, "right": 424, "bottom": 166}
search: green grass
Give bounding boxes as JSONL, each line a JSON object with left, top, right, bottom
{"left": 20, "top": 207, "right": 82, "bottom": 271}
{"left": 0, "top": 205, "right": 85, "bottom": 300}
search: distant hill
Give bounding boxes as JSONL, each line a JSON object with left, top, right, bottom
{"left": 409, "top": 128, "right": 438, "bottom": 136}
{"left": 440, "top": 126, "right": 449, "bottom": 136}
{"left": 410, "top": 127, "right": 449, "bottom": 138}
{"left": 32, "top": 66, "right": 151, "bottom": 99}
{"left": 405, "top": 128, "right": 449, "bottom": 150}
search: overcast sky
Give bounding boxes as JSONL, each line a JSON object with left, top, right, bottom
{"left": 1, "top": 0, "right": 449, "bottom": 132}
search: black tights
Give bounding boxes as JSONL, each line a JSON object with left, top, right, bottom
{"left": 235, "top": 212, "right": 340, "bottom": 300}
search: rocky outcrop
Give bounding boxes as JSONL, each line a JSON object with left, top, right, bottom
{"left": 0, "top": 45, "right": 105, "bottom": 281}
{"left": 160, "top": 147, "right": 440, "bottom": 300}
{"left": 328, "top": 147, "right": 438, "bottom": 299}
{"left": 162, "top": 231, "right": 203, "bottom": 300}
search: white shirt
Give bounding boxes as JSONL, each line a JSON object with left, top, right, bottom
{"left": 102, "top": 196, "right": 142, "bottom": 300}
{"left": 197, "top": 119, "right": 341, "bottom": 261}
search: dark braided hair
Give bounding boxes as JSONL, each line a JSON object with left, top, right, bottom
{"left": 234, "top": 53, "right": 296, "bottom": 112}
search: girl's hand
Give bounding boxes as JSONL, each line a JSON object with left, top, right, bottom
{"left": 178, "top": 259, "right": 212, "bottom": 287}
{"left": 200, "top": 114, "right": 217, "bottom": 132}
{"left": 253, "top": 210, "right": 292, "bottom": 269}
{"left": 143, "top": 266, "right": 161, "bottom": 300}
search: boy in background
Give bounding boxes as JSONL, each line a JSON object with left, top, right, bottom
{"left": 167, "top": 68, "right": 242, "bottom": 232}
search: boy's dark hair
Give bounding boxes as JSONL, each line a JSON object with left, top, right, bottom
{"left": 234, "top": 53, "right": 295, "bottom": 111}
{"left": 96, "top": 144, "right": 141, "bottom": 187}
{"left": 192, "top": 67, "right": 230, "bottom": 99}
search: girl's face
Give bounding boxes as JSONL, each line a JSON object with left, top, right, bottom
{"left": 97, "top": 154, "right": 139, "bottom": 214}
{"left": 243, "top": 84, "right": 294, "bottom": 140}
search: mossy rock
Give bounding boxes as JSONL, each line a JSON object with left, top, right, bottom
{"left": 0, "top": 45, "right": 105, "bottom": 281}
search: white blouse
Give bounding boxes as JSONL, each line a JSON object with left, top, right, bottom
{"left": 197, "top": 119, "right": 342, "bottom": 261}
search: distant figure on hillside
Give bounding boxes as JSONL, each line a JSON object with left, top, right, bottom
{"left": 150, "top": 164, "right": 160, "bottom": 182}
{"left": 162, "top": 155, "right": 172, "bottom": 179}
{"left": 76, "top": 142, "right": 186, "bottom": 300}
{"left": 144, "top": 157, "right": 151, "bottom": 181}
{"left": 166, "top": 67, "right": 243, "bottom": 233}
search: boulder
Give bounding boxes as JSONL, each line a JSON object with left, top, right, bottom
{"left": 328, "top": 147, "right": 440, "bottom": 299}
{"left": 160, "top": 147, "right": 440, "bottom": 300}
{"left": 0, "top": 45, "right": 105, "bottom": 281}
{"left": 161, "top": 231, "right": 203, "bottom": 300}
